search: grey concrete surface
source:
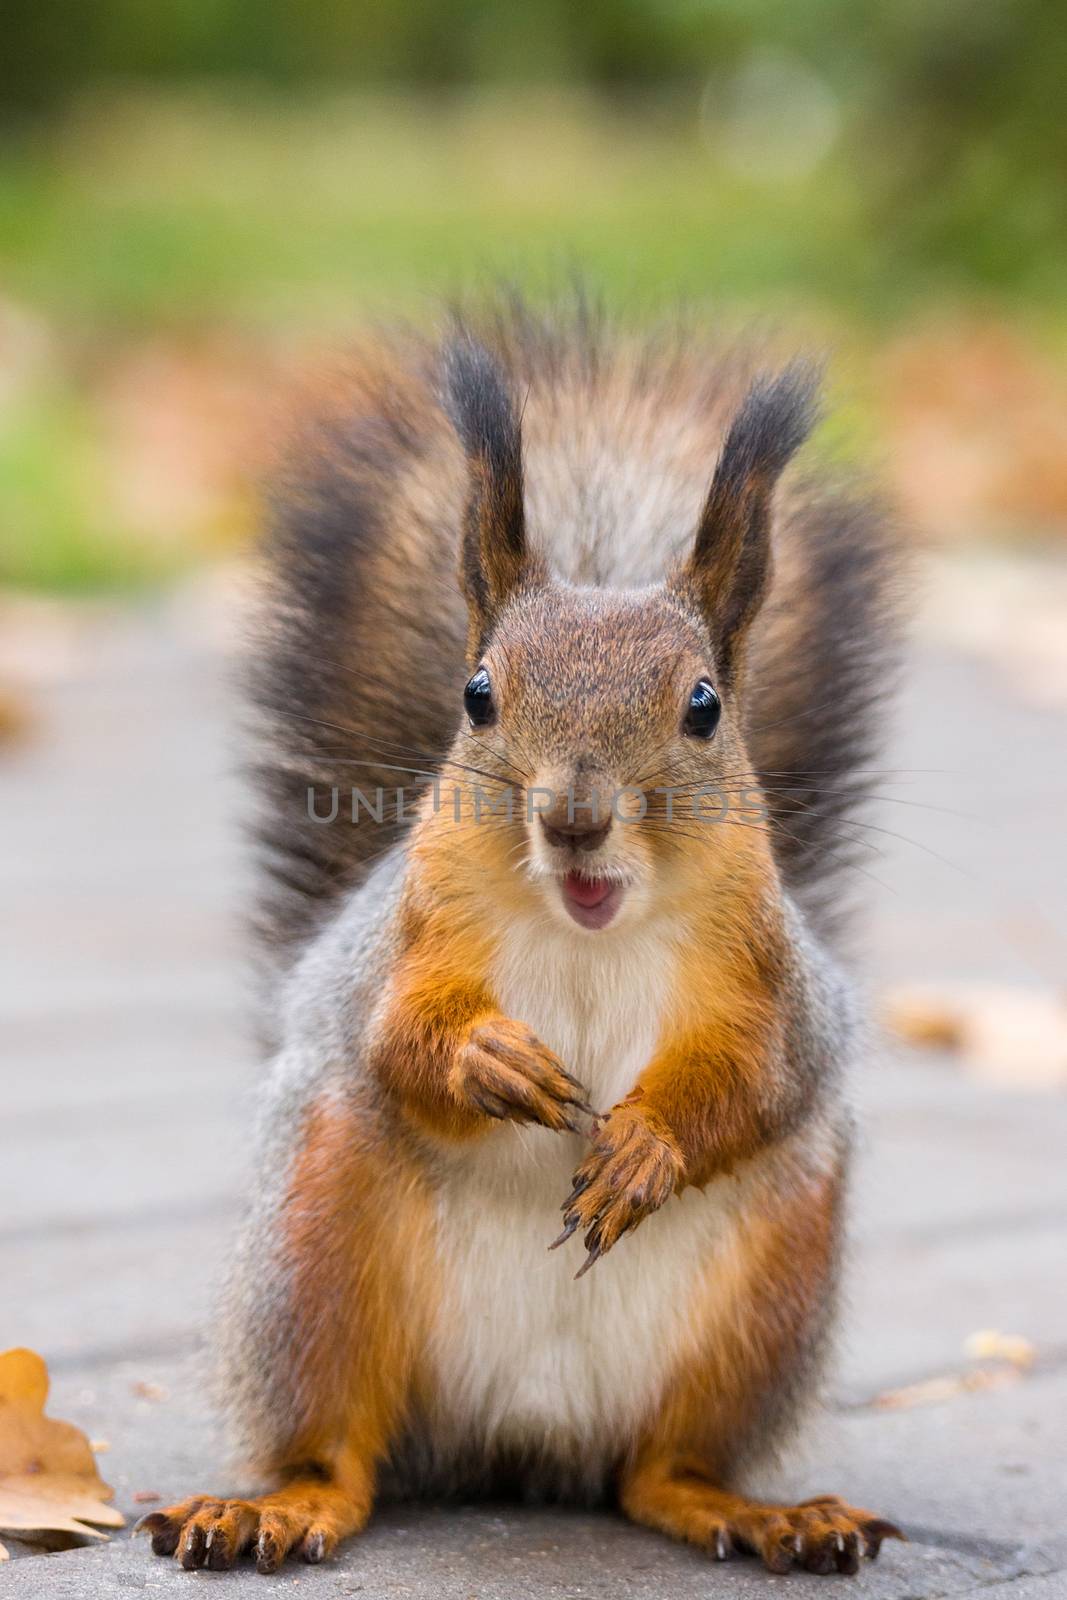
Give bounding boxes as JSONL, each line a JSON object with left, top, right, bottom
{"left": 2, "top": 565, "right": 1066, "bottom": 1596}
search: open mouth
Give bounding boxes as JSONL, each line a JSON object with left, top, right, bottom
{"left": 560, "top": 871, "right": 624, "bottom": 931}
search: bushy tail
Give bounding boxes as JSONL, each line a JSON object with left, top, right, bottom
{"left": 245, "top": 344, "right": 470, "bottom": 972}
{"left": 746, "top": 480, "right": 907, "bottom": 939}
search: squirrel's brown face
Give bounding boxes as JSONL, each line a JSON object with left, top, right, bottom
{"left": 459, "top": 582, "right": 761, "bottom": 932}
{"left": 442, "top": 331, "right": 816, "bottom": 931}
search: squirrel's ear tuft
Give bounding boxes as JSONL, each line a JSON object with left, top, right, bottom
{"left": 680, "top": 360, "right": 820, "bottom": 687}
{"left": 441, "top": 333, "right": 532, "bottom": 658}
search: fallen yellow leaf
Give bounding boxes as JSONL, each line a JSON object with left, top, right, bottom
{"left": 0, "top": 1348, "right": 124, "bottom": 1551}
{"left": 883, "top": 983, "right": 1067, "bottom": 1087}
{"left": 872, "top": 1331, "right": 1038, "bottom": 1411}
{"left": 963, "top": 1329, "right": 1037, "bottom": 1369}
{"left": 874, "top": 1366, "right": 1019, "bottom": 1410}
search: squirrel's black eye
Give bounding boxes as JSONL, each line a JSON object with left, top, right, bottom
{"left": 463, "top": 667, "right": 495, "bottom": 728}
{"left": 683, "top": 678, "right": 721, "bottom": 739}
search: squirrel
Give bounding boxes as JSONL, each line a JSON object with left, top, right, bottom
{"left": 138, "top": 296, "right": 906, "bottom": 1577}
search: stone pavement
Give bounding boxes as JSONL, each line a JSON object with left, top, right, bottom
{"left": 2, "top": 561, "right": 1066, "bottom": 1596}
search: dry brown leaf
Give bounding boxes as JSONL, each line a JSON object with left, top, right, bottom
{"left": 131, "top": 1380, "right": 168, "bottom": 1403}
{"left": 0, "top": 1348, "right": 124, "bottom": 1551}
{"left": 882, "top": 991, "right": 966, "bottom": 1052}
{"left": 0, "top": 688, "right": 31, "bottom": 744}
{"left": 883, "top": 983, "right": 1067, "bottom": 1087}
{"left": 874, "top": 1366, "right": 1019, "bottom": 1410}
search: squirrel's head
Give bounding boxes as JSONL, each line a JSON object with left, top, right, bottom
{"left": 441, "top": 334, "right": 817, "bottom": 934}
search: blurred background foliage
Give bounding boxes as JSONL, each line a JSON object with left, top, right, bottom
{"left": 1, "top": 0, "right": 1065, "bottom": 588}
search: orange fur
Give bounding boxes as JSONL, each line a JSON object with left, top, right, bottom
{"left": 369, "top": 864, "right": 593, "bottom": 1143}
{"left": 640, "top": 1153, "right": 843, "bottom": 1473}
{"left": 138, "top": 1474, "right": 373, "bottom": 1573}
{"left": 274, "top": 1098, "right": 430, "bottom": 1468}
{"left": 370, "top": 931, "right": 493, "bottom": 1140}
{"left": 619, "top": 1154, "right": 903, "bottom": 1574}
{"left": 558, "top": 851, "right": 802, "bottom": 1260}
{"left": 143, "top": 1095, "right": 436, "bottom": 1571}
{"left": 620, "top": 1473, "right": 902, "bottom": 1576}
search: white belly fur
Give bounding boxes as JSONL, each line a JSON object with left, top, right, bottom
{"left": 427, "top": 916, "right": 742, "bottom": 1472}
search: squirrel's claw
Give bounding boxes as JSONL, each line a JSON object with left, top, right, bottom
{"left": 557, "top": 1064, "right": 597, "bottom": 1117}
{"left": 454, "top": 1017, "right": 594, "bottom": 1133}
{"left": 548, "top": 1216, "right": 580, "bottom": 1251}
{"left": 552, "top": 1106, "right": 683, "bottom": 1270}
{"left": 573, "top": 1242, "right": 603, "bottom": 1279}
{"left": 560, "top": 1171, "right": 592, "bottom": 1211}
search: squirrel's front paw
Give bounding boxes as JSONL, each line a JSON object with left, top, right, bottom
{"left": 552, "top": 1107, "right": 682, "bottom": 1275}
{"left": 450, "top": 1017, "right": 593, "bottom": 1132}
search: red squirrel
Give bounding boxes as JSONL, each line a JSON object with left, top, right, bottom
{"left": 139, "top": 298, "right": 905, "bottom": 1576}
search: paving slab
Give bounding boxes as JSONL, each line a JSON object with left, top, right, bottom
{"left": 6, "top": 1348, "right": 1066, "bottom": 1595}
{"left": 7, "top": 1514, "right": 1061, "bottom": 1599}
{"left": 2, "top": 568, "right": 1067, "bottom": 1598}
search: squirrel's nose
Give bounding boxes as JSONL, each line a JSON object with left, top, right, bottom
{"left": 539, "top": 811, "right": 612, "bottom": 853}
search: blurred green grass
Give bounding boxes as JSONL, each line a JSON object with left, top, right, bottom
{"left": 1, "top": 87, "right": 1065, "bottom": 590}
{"left": 0, "top": 89, "right": 894, "bottom": 327}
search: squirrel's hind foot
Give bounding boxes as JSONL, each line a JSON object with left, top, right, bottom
{"left": 621, "top": 1471, "right": 904, "bottom": 1576}
{"left": 136, "top": 1480, "right": 365, "bottom": 1573}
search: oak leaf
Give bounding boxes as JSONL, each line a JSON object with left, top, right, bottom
{"left": 0, "top": 1347, "right": 124, "bottom": 1558}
